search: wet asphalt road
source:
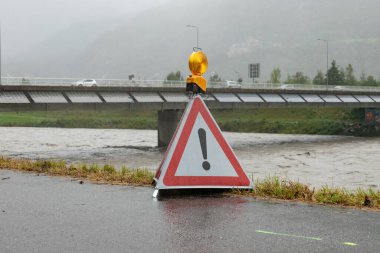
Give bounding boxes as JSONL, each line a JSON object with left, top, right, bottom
{"left": 1, "top": 170, "right": 379, "bottom": 253}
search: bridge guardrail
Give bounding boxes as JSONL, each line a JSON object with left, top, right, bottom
{"left": 0, "top": 77, "right": 185, "bottom": 87}
{"left": 2, "top": 77, "right": 380, "bottom": 92}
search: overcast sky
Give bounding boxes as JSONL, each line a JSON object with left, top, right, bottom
{"left": 2, "top": 0, "right": 379, "bottom": 79}
{"left": 0, "top": 0, "right": 169, "bottom": 57}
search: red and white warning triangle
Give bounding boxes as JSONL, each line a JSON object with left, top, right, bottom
{"left": 154, "top": 95, "right": 253, "bottom": 189}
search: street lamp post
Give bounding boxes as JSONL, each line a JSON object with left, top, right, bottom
{"left": 186, "top": 25, "right": 199, "bottom": 50}
{"left": 0, "top": 23, "right": 2, "bottom": 85}
{"left": 317, "top": 39, "right": 329, "bottom": 89}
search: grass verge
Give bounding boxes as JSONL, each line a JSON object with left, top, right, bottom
{"left": 0, "top": 110, "right": 156, "bottom": 129}
{"left": 232, "top": 176, "right": 380, "bottom": 210}
{"left": 0, "top": 107, "right": 373, "bottom": 136}
{"left": 1, "top": 157, "right": 379, "bottom": 210}
{"left": 0, "top": 156, "right": 154, "bottom": 186}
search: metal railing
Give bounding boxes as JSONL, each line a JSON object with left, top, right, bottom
{"left": 1, "top": 77, "right": 380, "bottom": 93}
{"left": 0, "top": 77, "right": 185, "bottom": 87}
{"left": 233, "top": 83, "right": 380, "bottom": 92}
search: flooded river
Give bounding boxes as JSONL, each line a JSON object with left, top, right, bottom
{"left": 0, "top": 127, "right": 379, "bottom": 190}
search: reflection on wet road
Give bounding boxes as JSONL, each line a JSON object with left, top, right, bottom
{"left": 1, "top": 127, "right": 379, "bottom": 189}
{"left": 1, "top": 170, "right": 379, "bottom": 253}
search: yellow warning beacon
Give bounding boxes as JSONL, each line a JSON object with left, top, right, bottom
{"left": 186, "top": 50, "right": 208, "bottom": 94}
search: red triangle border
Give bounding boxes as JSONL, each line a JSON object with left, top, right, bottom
{"left": 161, "top": 97, "right": 251, "bottom": 187}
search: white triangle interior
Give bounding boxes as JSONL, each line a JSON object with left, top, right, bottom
{"left": 175, "top": 113, "right": 238, "bottom": 177}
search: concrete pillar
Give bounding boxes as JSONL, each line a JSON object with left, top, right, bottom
{"left": 364, "top": 108, "right": 377, "bottom": 125}
{"left": 157, "top": 109, "right": 183, "bottom": 147}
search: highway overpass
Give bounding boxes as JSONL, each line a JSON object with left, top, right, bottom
{"left": 1, "top": 81, "right": 380, "bottom": 146}
{"left": 1, "top": 82, "right": 380, "bottom": 110}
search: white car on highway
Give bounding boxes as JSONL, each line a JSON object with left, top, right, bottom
{"left": 225, "top": 80, "right": 241, "bottom": 88}
{"left": 72, "top": 79, "right": 97, "bottom": 87}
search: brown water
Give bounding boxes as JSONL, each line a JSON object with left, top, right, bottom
{"left": 0, "top": 127, "right": 379, "bottom": 189}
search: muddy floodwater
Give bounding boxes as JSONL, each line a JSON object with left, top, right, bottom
{"left": 0, "top": 127, "right": 379, "bottom": 190}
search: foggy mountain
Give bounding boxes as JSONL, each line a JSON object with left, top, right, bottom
{"left": 5, "top": 0, "right": 380, "bottom": 82}
{"left": 7, "top": 16, "right": 139, "bottom": 77}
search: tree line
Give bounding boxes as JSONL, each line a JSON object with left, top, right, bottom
{"left": 165, "top": 60, "right": 379, "bottom": 86}
{"left": 269, "top": 60, "right": 379, "bottom": 86}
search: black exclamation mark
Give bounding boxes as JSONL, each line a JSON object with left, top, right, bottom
{"left": 198, "top": 128, "right": 210, "bottom": 171}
